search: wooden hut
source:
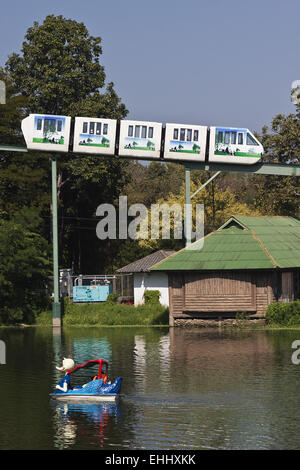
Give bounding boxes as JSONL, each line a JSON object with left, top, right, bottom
{"left": 151, "top": 216, "right": 300, "bottom": 325}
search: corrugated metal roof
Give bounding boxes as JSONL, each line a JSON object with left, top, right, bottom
{"left": 117, "top": 250, "right": 176, "bottom": 273}
{"left": 151, "top": 216, "right": 300, "bottom": 271}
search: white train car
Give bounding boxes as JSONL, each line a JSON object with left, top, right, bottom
{"left": 118, "top": 120, "right": 162, "bottom": 159}
{"left": 73, "top": 117, "right": 117, "bottom": 155}
{"left": 163, "top": 123, "right": 207, "bottom": 162}
{"left": 21, "top": 114, "right": 71, "bottom": 152}
{"left": 208, "top": 127, "right": 263, "bottom": 165}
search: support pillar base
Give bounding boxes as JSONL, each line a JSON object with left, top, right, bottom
{"left": 52, "top": 302, "right": 61, "bottom": 327}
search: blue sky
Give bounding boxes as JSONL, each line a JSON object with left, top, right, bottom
{"left": 0, "top": 0, "right": 299, "bottom": 133}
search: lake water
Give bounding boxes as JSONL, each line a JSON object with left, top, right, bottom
{"left": 1, "top": 326, "right": 300, "bottom": 450}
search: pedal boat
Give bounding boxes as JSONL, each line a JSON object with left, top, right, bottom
{"left": 50, "top": 359, "right": 122, "bottom": 402}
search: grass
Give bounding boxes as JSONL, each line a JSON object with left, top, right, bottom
{"left": 169, "top": 149, "right": 200, "bottom": 154}
{"left": 35, "top": 298, "right": 169, "bottom": 327}
{"left": 79, "top": 143, "right": 110, "bottom": 147}
{"left": 34, "top": 300, "right": 300, "bottom": 330}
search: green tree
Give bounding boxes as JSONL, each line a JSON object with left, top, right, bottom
{"left": 0, "top": 215, "right": 51, "bottom": 324}
{"left": 5, "top": 15, "right": 129, "bottom": 274}
{"left": 251, "top": 112, "right": 300, "bottom": 215}
{"left": 0, "top": 70, "right": 50, "bottom": 220}
{"left": 137, "top": 177, "right": 261, "bottom": 252}
{"left": 5, "top": 15, "right": 105, "bottom": 115}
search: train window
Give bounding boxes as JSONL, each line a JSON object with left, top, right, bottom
{"left": 50, "top": 120, "right": 56, "bottom": 132}
{"left": 187, "top": 129, "right": 192, "bottom": 141}
{"left": 194, "top": 130, "right": 198, "bottom": 141}
{"left": 103, "top": 123, "right": 108, "bottom": 135}
{"left": 173, "top": 129, "right": 178, "bottom": 140}
{"left": 44, "top": 119, "right": 50, "bottom": 132}
{"left": 148, "top": 127, "right": 153, "bottom": 138}
{"left": 231, "top": 132, "right": 236, "bottom": 144}
{"left": 128, "top": 125, "right": 133, "bottom": 137}
{"left": 89, "top": 122, "right": 95, "bottom": 134}
{"left": 83, "top": 122, "right": 88, "bottom": 133}
{"left": 37, "top": 119, "right": 42, "bottom": 131}
{"left": 225, "top": 132, "right": 230, "bottom": 145}
{"left": 246, "top": 133, "right": 259, "bottom": 145}
{"left": 57, "top": 120, "right": 62, "bottom": 132}
{"left": 180, "top": 129, "right": 186, "bottom": 141}
{"left": 96, "top": 123, "right": 101, "bottom": 135}
{"left": 238, "top": 133, "right": 243, "bottom": 145}
{"left": 142, "top": 126, "right": 147, "bottom": 138}
{"left": 217, "top": 131, "right": 223, "bottom": 143}
{"left": 135, "top": 126, "right": 140, "bottom": 138}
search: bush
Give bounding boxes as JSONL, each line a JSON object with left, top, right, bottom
{"left": 105, "top": 293, "right": 119, "bottom": 304}
{"left": 62, "top": 297, "right": 169, "bottom": 326}
{"left": 266, "top": 300, "right": 300, "bottom": 326}
{"left": 143, "top": 290, "right": 161, "bottom": 304}
{"left": 0, "top": 218, "right": 51, "bottom": 325}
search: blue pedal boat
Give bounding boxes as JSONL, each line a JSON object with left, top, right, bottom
{"left": 50, "top": 359, "right": 122, "bottom": 402}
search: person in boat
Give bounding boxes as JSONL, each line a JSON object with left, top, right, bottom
{"left": 55, "top": 358, "right": 75, "bottom": 392}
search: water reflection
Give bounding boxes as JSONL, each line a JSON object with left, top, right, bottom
{"left": 2, "top": 327, "right": 300, "bottom": 449}
{"left": 52, "top": 401, "right": 121, "bottom": 449}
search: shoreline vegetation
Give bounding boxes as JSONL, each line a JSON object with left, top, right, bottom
{"left": 35, "top": 296, "right": 170, "bottom": 327}
{"left": 1, "top": 298, "right": 300, "bottom": 330}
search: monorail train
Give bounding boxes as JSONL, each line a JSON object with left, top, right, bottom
{"left": 21, "top": 114, "right": 71, "bottom": 152}
{"left": 21, "top": 114, "right": 264, "bottom": 165}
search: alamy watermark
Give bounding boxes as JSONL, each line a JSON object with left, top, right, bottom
{"left": 291, "top": 340, "right": 300, "bottom": 364}
{"left": 95, "top": 196, "right": 204, "bottom": 249}
{"left": 0, "top": 81, "right": 5, "bottom": 104}
{"left": 0, "top": 340, "right": 6, "bottom": 364}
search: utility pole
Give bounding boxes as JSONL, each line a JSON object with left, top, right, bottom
{"left": 184, "top": 166, "right": 191, "bottom": 246}
{"left": 51, "top": 155, "right": 61, "bottom": 327}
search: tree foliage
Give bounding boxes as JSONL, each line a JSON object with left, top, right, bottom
{"left": 4, "top": 14, "right": 129, "bottom": 275}
{"left": 1, "top": 15, "right": 300, "bottom": 324}
{"left": 250, "top": 111, "right": 300, "bottom": 215}
{"left": 0, "top": 216, "right": 51, "bottom": 324}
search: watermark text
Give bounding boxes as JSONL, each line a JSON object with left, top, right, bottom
{"left": 96, "top": 196, "right": 204, "bottom": 249}
{"left": 0, "top": 340, "right": 6, "bottom": 364}
{"left": 0, "top": 81, "right": 5, "bottom": 104}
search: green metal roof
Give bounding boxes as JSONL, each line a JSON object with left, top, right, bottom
{"left": 151, "top": 216, "right": 300, "bottom": 271}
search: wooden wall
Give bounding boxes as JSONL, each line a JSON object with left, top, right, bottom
{"left": 168, "top": 270, "right": 278, "bottom": 323}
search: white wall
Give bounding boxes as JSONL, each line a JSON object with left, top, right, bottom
{"left": 134, "top": 272, "right": 169, "bottom": 307}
